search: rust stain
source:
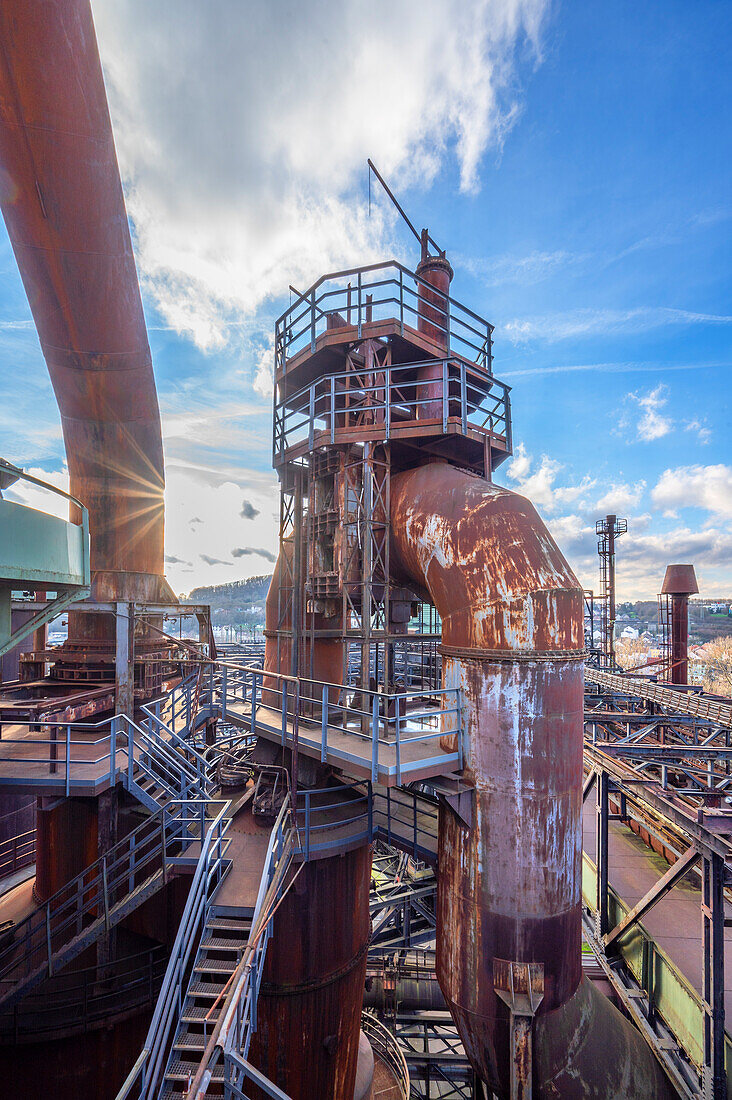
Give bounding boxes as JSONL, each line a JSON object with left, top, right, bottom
{"left": 391, "top": 461, "right": 584, "bottom": 1094}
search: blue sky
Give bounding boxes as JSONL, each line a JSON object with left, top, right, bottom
{"left": 0, "top": 0, "right": 729, "bottom": 598}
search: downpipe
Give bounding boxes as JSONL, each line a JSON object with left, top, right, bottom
{"left": 390, "top": 461, "right": 676, "bottom": 1099}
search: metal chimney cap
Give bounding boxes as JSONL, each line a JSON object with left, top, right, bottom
{"left": 415, "top": 254, "right": 454, "bottom": 283}
{"left": 661, "top": 564, "right": 699, "bottom": 595}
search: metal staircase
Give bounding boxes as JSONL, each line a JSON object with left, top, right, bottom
{"left": 0, "top": 800, "right": 202, "bottom": 1012}
{"left": 162, "top": 906, "right": 253, "bottom": 1099}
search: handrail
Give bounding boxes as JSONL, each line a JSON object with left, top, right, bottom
{"left": 0, "top": 799, "right": 204, "bottom": 1005}
{"left": 0, "top": 458, "right": 90, "bottom": 586}
{"left": 361, "top": 1011, "right": 410, "bottom": 1099}
{"left": 186, "top": 797, "right": 295, "bottom": 1100}
{"left": 275, "top": 259, "right": 493, "bottom": 371}
{"left": 131, "top": 799, "right": 231, "bottom": 1100}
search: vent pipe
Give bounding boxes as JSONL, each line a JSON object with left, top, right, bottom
{"left": 661, "top": 564, "right": 698, "bottom": 685}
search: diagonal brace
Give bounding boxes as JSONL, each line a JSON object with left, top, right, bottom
{"left": 604, "top": 845, "right": 700, "bottom": 950}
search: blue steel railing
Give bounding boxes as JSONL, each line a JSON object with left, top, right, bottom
{"left": 0, "top": 798, "right": 213, "bottom": 1010}
{"left": 217, "top": 664, "right": 463, "bottom": 784}
{"left": 132, "top": 801, "right": 232, "bottom": 1100}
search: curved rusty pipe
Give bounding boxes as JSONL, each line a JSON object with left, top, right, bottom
{"left": 390, "top": 462, "right": 675, "bottom": 1098}
{"left": 0, "top": 0, "right": 167, "bottom": 629}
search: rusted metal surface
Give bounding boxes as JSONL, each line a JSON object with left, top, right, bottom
{"left": 534, "top": 977, "right": 676, "bottom": 1098}
{"left": 263, "top": 543, "right": 343, "bottom": 708}
{"left": 661, "top": 564, "right": 698, "bottom": 685}
{"left": 247, "top": 844, "right": 372, "bottom": 1100}
{"left": 390, "top": 462, "right": 671, "bottom": 1096}
{"left": 0, "top": 0, "right": 167, "bottom": 641}
{"left": 415, "top": 255, "right": 453, "bottom": 418}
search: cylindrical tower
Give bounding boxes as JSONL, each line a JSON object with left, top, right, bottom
{"left": 248, "top": 846, "right": 372, "bottom": 1100}
{"left": 661, "top": 564, "right": 699, "bottom": 685}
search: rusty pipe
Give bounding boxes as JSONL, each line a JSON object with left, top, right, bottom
{"left": 415, "top": 255, "right": 453, "bottom": 420}
{"left": 263, "top": 544, "right": 343, "bottom": 707}
{"left": 0, "top": 0, "right": 166, "bottom": 629}
{"left": 390, "top": 461, "right": 675, "bottom": 1098}
{"left": 661, "top": 564, "right": 699, "bottom": 686}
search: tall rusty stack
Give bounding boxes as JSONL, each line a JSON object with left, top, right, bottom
{"left": 660, "top": 563, "right": 699, "bottom": 684}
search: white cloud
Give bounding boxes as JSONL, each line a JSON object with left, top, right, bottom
{"left": 500, "top": 306, "right": 732, "bottom": 344}
{"left": 628, "top": 384, "right": 672, "bottom": 441}
{"left": 652, "top": 465, "right": 732, "bottom": 521}
{"left": 683, "top": 418, "right": 712, "bottom": 445}
{"left": 93, "top": 0, "right": 548, "bottom": 351}
{"left": 595, "top": 480, "right": 646, "bottom": 514}
{"left": 461, "top": 248, "right": 589, "bottom": 287}
{"left": 503, "top": 442, "right": 594, "bottom": 513}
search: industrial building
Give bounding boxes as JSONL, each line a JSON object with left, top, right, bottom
{"left": 0, "top": 3, "right": 729, "bottom": 1099}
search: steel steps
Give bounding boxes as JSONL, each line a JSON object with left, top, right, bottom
{"left": 162, "top": 908, "right": 252, "bottom": 1094}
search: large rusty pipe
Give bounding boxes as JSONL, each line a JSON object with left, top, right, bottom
{"left": 248, "top": 846, "right": 372, "bottom": 1100}
{"left": 390, "top": 462, "right": 675, "bottom": 1097}
{"left": 0, "top": 0, "right": 167, "bottom": 635}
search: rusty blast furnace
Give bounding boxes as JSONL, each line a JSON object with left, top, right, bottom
{"left": 266, "top": 241, "right": 673, "bottom": 1096}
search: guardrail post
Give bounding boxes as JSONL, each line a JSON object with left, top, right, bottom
{"left": 308, "top": 385, "right": 315, "bottom": 451}
{"left": 357, "top": 271, "right": 362, "bottom": 339}
{"left": 395, "top": 696, "right": 402, "bottom": 785}
{"left": 65, "top": 726, "right": 71, "bottom": 796}
{"left": 371, "top": 695, "right": 379, "bottom": 784}
{"left": 161, "top": 814, "right": 168, "bottom": 886}
{"left": 460, "top": 361, "right": 467, "bottom": 434}
{"left": 305, "top": 792, "right": 310, "bottom": 862}
{"left": 250, "top": 672, "right": 257, "bottom": 735}
{"left": 102, "top": 856, "right": 110, "bottom": 933}
{"left": 595, "top": 770, "right": 609, "bottom": 939}
{"left": 310, "top": 288, "right": 316, "bottom": 351}
{"left": 281, "top": 682, "right": 288, "bottom": 747}
{"left": 109, "top": 718, "right": 115, "bottom": 787}
{"left": 46, "top": 905, "right": 53, "bottom": 976}
{"left": 321, "top": 684, "right": 328, "bottom": 763}
{"left": 442, "top": 361, "right": 448, "bottom": 433}
{"left": 399, "top": 267, "right": 404, "bottom": 334}
{"left": 222, "top": 663, "right": 228, "bottom": 722}
{"left": 456, "top": 687, "right": 464, "bottom": 771}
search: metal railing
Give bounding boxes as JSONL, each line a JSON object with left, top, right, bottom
{"left": 275, "top": 260, "right": 493, "bottom": 372}
{"left": 0, "top": 799, "right": 208, "bottom": 1010}
{"left": 223, "top": 665, "right": 463, "bottom": 784}
{"left": 371, "top": 785, "right": 440, "bottom": 864}
{"left": 273, "top": 358, "right": 511, "bottom": 466}
{"left": 127, "top": 800, "right": 231, "bottom": 1100}
{"left": 586, "top": 667, "right": 732, "bottom": 727}
{"left": 361, "top": 1010, "right": 411, "bottom": 1099}
{"left": 0, "top": 943, "right": 167, "bottom": 1041}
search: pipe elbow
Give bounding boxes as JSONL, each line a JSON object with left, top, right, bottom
{"left": 390, "top": 463, "right": 583, "bottom": 655}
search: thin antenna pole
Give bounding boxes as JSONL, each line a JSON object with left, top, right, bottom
{"left": 367, "top": 158, "right": 443, "bottom": 256}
